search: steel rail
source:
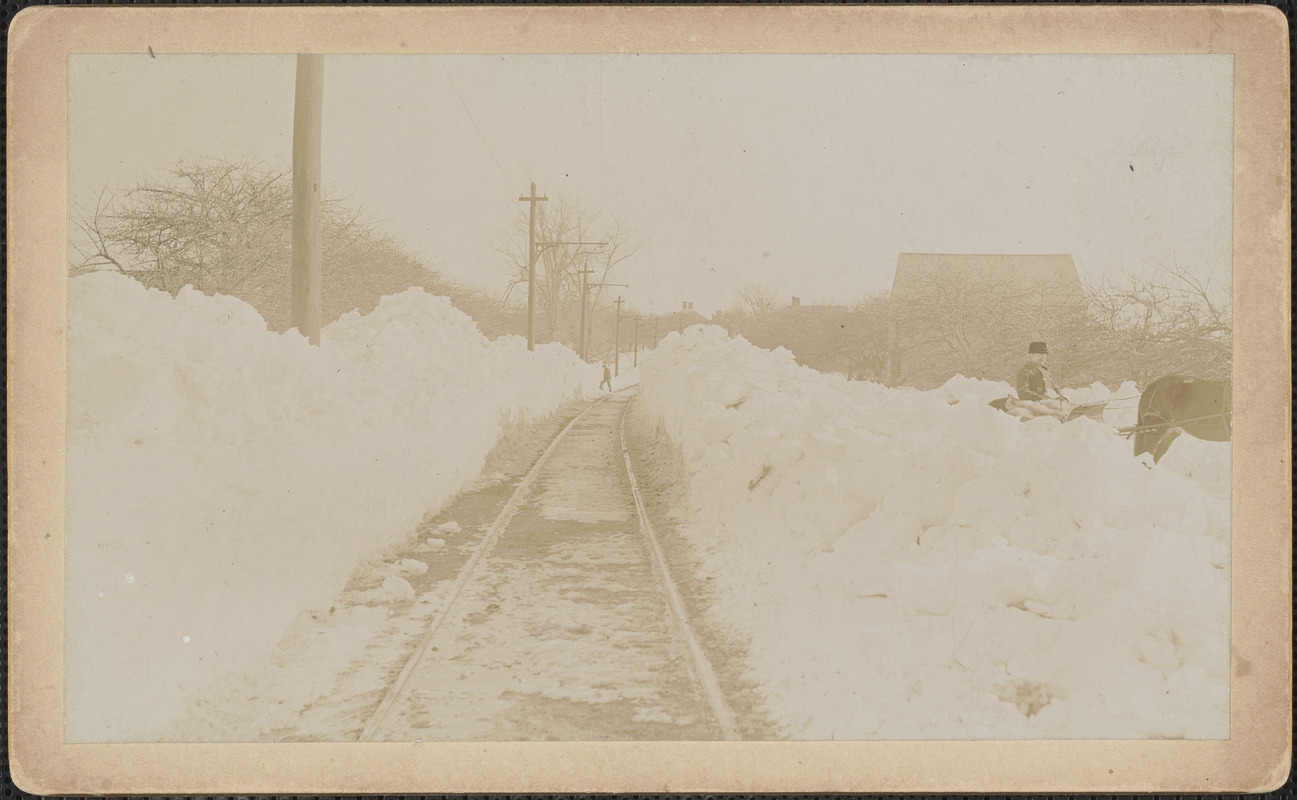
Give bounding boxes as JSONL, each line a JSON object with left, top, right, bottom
{"left": 618, "top": 395, "right": 741, "bottom": 741}
{"left": 357, "top": 395, "right": 609, "bottom": 742}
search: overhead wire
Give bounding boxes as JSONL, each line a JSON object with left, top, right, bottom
{"left": 435, "top": 53, "right": 524, "bottom": 209}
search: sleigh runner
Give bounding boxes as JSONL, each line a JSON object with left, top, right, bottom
{"left": 988, "top": 395, "right": 1108, "bottom": 423}
{"left": 990, "top": 374, "right": 1231, "bottom": 463}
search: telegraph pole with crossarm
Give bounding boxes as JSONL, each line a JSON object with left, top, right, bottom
{"left": 523, "top": 241, "right": 607, "bottom": 357}
{"left": 633, "top": 316, "right": 641, "bottom": 367}
{"left": 518, "top": 183, "right": 548, "bottom": 351}
{"left": 613, "top": 296, "right": 626, "bottom": 376}
{"left": 577, "top": 265, "right": 622, "bottom": 360}
{"left": 579, "top": 267, "right": 594, "bottom": 361}
{"left": 588, "top": 277, "right": 627, "bottom": 357}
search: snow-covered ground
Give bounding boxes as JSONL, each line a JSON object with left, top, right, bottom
{"left": 635, "top": 326, "right": 1230, "bottom": 740}
{"left": 66, "top": 272, "right": 602, "bottom": 742}
{"left": 64, "top": 274, "right": 1229, "bottom": 743}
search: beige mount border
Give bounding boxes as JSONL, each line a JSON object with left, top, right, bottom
{"left": 7, "top": 5, "right": 1291, "bottom": 794}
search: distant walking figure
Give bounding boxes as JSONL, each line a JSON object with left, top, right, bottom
{"left": 600, "top": 364, "right": 613, "bottom": 392}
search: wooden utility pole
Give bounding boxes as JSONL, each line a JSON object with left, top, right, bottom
{"left": 578, "top": 267, "right": 594, "bottom": 361}
{"left": 578, "top": 267, "right": 594, "bottom": 357}
{"left": 633, "top": 316, "right": 641, "bottom": 367}
{"left": 531, "top": 238, "right": 602, "bottom": 356}
{"left": 519, "top": 183, "right": 548, "bottom": 351}
{"left": 613, "top": 296, "right": 625, "bottom": 376}
{"left": 580, "top": 273, "right": 625, "bottom": 362}
{"left": 291, "top": 54, "right": 324, "bottom": 345}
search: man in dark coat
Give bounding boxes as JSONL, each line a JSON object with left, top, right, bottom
{"left": 600, "top": 363, "right": 613, "bottom": 392}
{"left": 1016, "top": 341, "right": 1056, "bottom": 401}
{"left": 1012, "top": 341, "right": 1067, "bottom": 419}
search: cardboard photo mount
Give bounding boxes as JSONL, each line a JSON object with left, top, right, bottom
{"left": 7, "top": 5, "right": 1291, "bottom": 794}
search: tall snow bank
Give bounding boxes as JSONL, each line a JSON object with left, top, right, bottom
{"left": 636, "top": 326, "right": 1229, "bottom": 740}
{"left": 66, "top": 272, "right": 600, "bottom": 741}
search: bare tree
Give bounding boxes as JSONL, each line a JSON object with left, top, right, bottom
{"left": 726, "top": 283, "right": 783, "bottom": 318}
{"left": 69, "top": 158, "right": 456, "bottom": 332}
{"left": 889, "top": 268, "right": 1088, "bottom": 388}
{"left": 69, "top": 188, "right": 131, "bottom": 277}
{"left": 836, "top": 293, "right": 891, "bottom": 380}
{"left": 71, "top": 160, "right": 293, "bottom": 296}
{"left": 499, "top": 196, "right": 639, "bottom": 349}
{"left": 1082, "top": 263, "right": 1232, "bottom": 384}
{"left": 885, "top": 258, "right": 1231, "bottom": 388}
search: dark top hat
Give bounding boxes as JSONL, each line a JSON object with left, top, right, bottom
{"left": 1028, "top": 341, "right": 1048, "bottom": 354}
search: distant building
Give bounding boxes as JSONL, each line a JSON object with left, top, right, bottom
{"left": 645, "top": 301, "right": 709, "bottom": 343}
{"left": 888, "top": 253, "right": 1087, "bottom": 388}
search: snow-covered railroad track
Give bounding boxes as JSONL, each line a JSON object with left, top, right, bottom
{"left": 355, "top": 394, "right": 610, "bottom": 741}
{"left": 358, "top": 388, "right": 736, "bottom": 742}
{"left": 619, "top": 397, "right": 739, "bottom": 740}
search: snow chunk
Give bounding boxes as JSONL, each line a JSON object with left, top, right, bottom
{"left": 392, "top": 558, "right": 429, "bottom": 577}
{"left": 380, "top": 575, "right": 416, "bottom": 601}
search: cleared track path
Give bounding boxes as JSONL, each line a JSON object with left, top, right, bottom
{"left": 360, "top": 389, "right": 737, "bottom": 741}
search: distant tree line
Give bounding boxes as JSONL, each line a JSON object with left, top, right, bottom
{"left": 71, "top": 160, "right": 1230, "bottom": 386}
{"left": 717, "top": 287, "right": 890, "bottom": 381}
{"left": 719, "top": 263, "right": 1231, "bottom": 389}
{"left": 70, "top": 158, "right": 521, "bottom": 338}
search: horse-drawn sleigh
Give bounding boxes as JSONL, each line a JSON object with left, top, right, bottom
{"left": 992, "top": 374, "right": 1232, "bottom": 463}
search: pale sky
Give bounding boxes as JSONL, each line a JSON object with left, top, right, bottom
{"left": 69, "top": 53, "right": 1233, "bottom": 316}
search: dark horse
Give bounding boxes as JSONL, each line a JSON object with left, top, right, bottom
{"left": 1133, "top": 374, "right": 1232, "bottom": 463}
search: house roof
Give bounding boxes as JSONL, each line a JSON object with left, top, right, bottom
{"left": 891, "top": 253, "right": 1085, "bottom": 306}
{"left": 663, "top": 309, "right": 709, "bottom": 325}
{"left": 782, "top": 304, "right": 848, "bottom": 315}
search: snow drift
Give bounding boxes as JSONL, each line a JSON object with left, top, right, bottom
{"left": 66, "top": 272, "right": 601, "bottom": 742}
{"left": 635, "top": 326, "right": 1229, "bottom": 740}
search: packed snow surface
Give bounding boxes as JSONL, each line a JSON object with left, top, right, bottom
{"left": 636, "top": 326, "right": 1229, "bottom": 739}
{"left": 66, "top": 272, "right": 602, "bottom": 742}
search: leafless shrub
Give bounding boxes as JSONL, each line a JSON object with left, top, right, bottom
{"left": 1080, "top": 263, "right": 1232, "bottom": 385}
{"left": 69, "top": 158, "right": 465, "bottom": 332}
